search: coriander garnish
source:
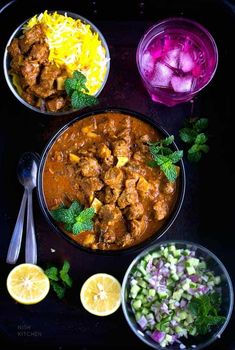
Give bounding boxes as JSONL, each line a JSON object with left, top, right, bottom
{"left": 179, "top": 117, "right": 209, "bottom": 162}
{"left": 50, "top": 200, "right": 95, "bottom": 235}
{"left": 65, "top": 70, "right": 98, "bottom": 110}
{"left": 147, "top": 135, "right": 183, "bottom": 182}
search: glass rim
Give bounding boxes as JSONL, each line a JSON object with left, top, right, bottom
{"left": 136, "top": 16, "right": 219, "bottom": 99}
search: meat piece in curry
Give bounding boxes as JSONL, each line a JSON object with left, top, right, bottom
{"left": 7, "top": 24, "right": 69, "bottom": 112}
{"left": 43, "top": 112, "right": 181, "bottom": 250}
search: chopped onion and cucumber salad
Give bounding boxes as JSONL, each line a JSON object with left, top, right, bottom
{"left": 128, "top": 245, "right": 225, "bottom": 348}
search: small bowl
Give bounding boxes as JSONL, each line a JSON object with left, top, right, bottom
{"left": 122, "top": 240, "right": 234, "bottom": 349}
{"left": 3, "top": 10, "right": 110, "bottom": 116}
{"left": 37, "top": 108, "right": 186, "bottom": 255}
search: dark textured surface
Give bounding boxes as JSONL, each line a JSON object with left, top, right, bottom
{"left": 0, "top": 1, "right": 235, "bottom": 349}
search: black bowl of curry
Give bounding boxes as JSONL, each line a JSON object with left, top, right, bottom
{"left": 37, "top": 108, "right": 186, "bottom": 253}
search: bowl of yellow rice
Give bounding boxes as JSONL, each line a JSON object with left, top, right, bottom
{"left": 3, "top": 10, "right": 110, "bottom": 115}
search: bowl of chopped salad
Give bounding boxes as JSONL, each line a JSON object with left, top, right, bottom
{"left": 122, "top": 240, "right": 233, "bottom": 349}
{"left": 3, "top": 10, "right": 110, "bottom": 115}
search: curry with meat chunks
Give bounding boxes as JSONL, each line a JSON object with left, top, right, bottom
{"left": 42, "top": 112, "right": 181, "bottom": 250}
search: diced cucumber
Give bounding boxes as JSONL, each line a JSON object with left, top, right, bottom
{"left": 182, "top": 292, "right": 192, "bottom": 301}
{"left": 137, "top": 279, "right": 147, "bottom": 288}
{"left": 175, "top": 326, "right": 184, "bottom": 334}
{"left": 135, "top": 311, "right": 142, "bottom": 321}
{"left": 144, "top": 254, "right": 152, "bottom": 262}
{"left": 132, "top": 299, "right": 142, "bottom": 310}
{"left": 151, "top": 251, "right": 161, "bottom": 259}
{"left": 137, "top": 265, "right": 147, "bottom": 276}
{"left": 182, "top": 249, "right": 190, "bottom": 256}
{"left": 165, "top": 334, "right": 173, "bottom": 343}
{"left": 173, "top": 249, "right": 181, "bottom": 258}
{"left": 186, "top": 257, "right": 200, "bottom": 267}
{"left": 142, "top": 307, "right": 149, "bottom": 315}
{"left": 186, "top": 313, "right": 194, "bottom": 324}
{"left": 130, "top": 284, "right": 141, "bottom": 298}
{"left": 214, "top": 276, "right": 221, "bottom": 285}
{"left": 142, "top": 288, "right": 148, "bottom": 296}
{"left": 169, "top": 245, "right": 176, "bottom": 253}
{"left": 171, "top": 273, "right": 179, "bottom": 281}
{"left": 168, "top": 254, "right": 177, "bottom": 265}
{"left": 158, "top": 290, "right": 169, "bottom": 299}
{"left": 186, "top": 266, "right": 196, "bottom": 275}
{"left": 198, "top": 261, "right": 207, "bottom": 269}
{"left": 172, "top": 289, "right": 183, "bottom": 301}
{"left": 189, "top": 327, "right": 197, "bottom": 336}
{"left": 182, "top": 278, "right": 191, "bottom": 291}
{"left": 163, "top": 247, "right": 169, "bottom": 258}
{"left": 207, "top": 280, "right": 215, "bottom": 287}
{"left": 148, "top": 289, "right": 156, "bottom": 297}
{"left": 178, "top": 311, "right": 187, "bottom": 320}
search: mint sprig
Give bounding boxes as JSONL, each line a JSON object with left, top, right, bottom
{"left": 147, "top": 135, "right": 183, "bottom": 182}
{"left": 64, "top": 70, "right": 98, "bottom": 109}
{"left": 45, "top": 260, "right": 73, "bottom": 299}
{"left": 50, "top": 200, "right": 95, "bottom": 235}
{"left": 188, "top": 292, "right": 225, "bottom": 335}
{"left": 179, "top": 118, "right": 209, "bottom": 162}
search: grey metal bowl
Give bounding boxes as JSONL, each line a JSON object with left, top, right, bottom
{"left": 3, "top": 10, "right": 110, "bottom": 116}
{"left": 121, "top": 240, "right": 234, "bottom": 349}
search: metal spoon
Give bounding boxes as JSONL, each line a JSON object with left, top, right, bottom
{"left": 6, "top": 152, "right": 39, "bottom": 264}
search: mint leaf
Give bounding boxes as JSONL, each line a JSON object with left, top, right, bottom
{"left": 161, "top": 162, "right": 178, "bottom": 182}
{"left": 64, "top": 77, "right": 78, "bottom": 96}
{"left": 179, "top": 127, "right": 197, "bottom": 143}
{"left": 200, "top": 144, "right": 210, "bottom": 153}
{"left": 194, "top": 118, "right": 209, "bottom": 132}
{"left": 179, "top": 117, "right": 209, "bottom": 163}
{"left": 188, "top": 293, "right": 225, "bottom": 335}
{"left": 73, "top": 70, "right": 88, "bottom": 92}
{"left": 69, "top": 201, "right": 83, "bottom": 216}
{"left": 147, "top": 135, "right": 183, "bottom": 182}
{"left": 72, "top": 208, "right": 95, "bottom": 235}
{"left": 195, "top": 133, "right": 207, "bottom": 145}
{"left": 50, "top": 201, "right": 83, "bottom": 226}
{"left": 71, "top": 90, "right": 97, "bottom": 110}
{"left": 168, "top": 150, "right": 184, "bottom": 163}
{"left": 45, "top": 267, "right": 59, "bottom": 281}
{"left": 188, "top": 151, "right": 201, "bottom": 162}
{"left": 60, "top": 261, "right": 72, "bottom": 287}
{"left": 162, "top": 135, "right": 174, "bottom": 146}
{"left": 50, "top": 280, "right": 66, "bottom": 299}
{"left": 45, "top": 260, "right": 73, "bottom": 299}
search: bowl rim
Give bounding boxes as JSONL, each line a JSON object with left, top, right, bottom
{"left": 3, "top": 10, "right": 110, "bottom": 116}
{"left": 121, "top": 239, "right": 234, "bottom": 350}
{"left": 37, "top": 107, "right": 186, "bottom": 255}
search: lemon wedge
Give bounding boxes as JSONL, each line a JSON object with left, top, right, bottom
{"left": 7, "top": 264, "right": 50, "bottom": 305}
{"left": 80, "top": 273, "right": 121, "bottom": 316}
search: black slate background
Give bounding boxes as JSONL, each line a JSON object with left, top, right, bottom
{"left": 0, "top": 1, "right": 235, "bottom": 349}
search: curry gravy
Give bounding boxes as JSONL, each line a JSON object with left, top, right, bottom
{"left": 43, "top": 112, "right": 180, "bottom": 250}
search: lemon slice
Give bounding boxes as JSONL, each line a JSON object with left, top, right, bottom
{"left": 7, "top": 263, "right": 50, "bottom": 305}
{"left": 80, "top": 273, "right": 121, "bottom": 316}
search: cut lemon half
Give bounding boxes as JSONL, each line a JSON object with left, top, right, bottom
{"left": 7, "top": 263, "right": 50, "bottom": 305}
{"left": 80, "top": 273, "right": 121, "bottom": 316}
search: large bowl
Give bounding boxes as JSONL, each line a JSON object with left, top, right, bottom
{"left": 121, "top": 240, "right": 234, "bottom": 349}
{"left": 3, "top": 10, "right": 110, "bottom": 116}
{"left": 37, "top": 108, "right": 186, "bottom": 254}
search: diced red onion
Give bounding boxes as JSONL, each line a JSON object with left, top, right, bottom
{"left": 161, "top": 303, "right": 169, "bottom": 314}
{"left": 137, "top": 315, "right": 148, "bottom": 330}
{"left": 180, "top": 299, "right": 187, "bottom": 308}
{"left": 190, "top": 274, "right": 200, "bottom": 282}
{"left": 151, "top": 330, "right": 165, "bottom": 343}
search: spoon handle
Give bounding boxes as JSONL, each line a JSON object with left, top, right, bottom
{"left": 25, "top": 189, "right": 37, "bottom": 264}
{"left": 6, "top": 189, "right": 27, "bottom": 264}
